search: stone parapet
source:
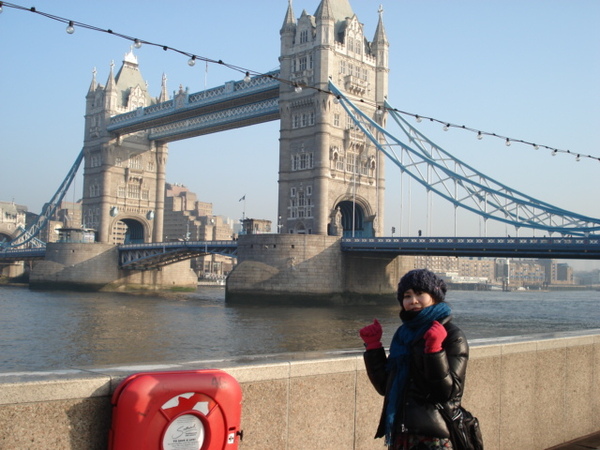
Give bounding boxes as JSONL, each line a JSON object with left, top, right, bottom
{"left": 0, "top": 330, "right": 598, "bottom": 449}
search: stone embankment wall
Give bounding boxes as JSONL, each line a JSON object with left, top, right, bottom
{"left": 0, "top": 330, "right": 598, "bottom": 449}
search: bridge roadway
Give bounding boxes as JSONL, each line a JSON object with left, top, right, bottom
{"left": 2, "top": 236, "right": 599, "bottom": 269}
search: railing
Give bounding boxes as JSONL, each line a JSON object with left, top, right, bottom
{"left": 342, "top": 236, "right": 600, "bottom": 259}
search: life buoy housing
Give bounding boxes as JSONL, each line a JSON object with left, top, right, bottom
{"left": 109, "top": 369, "right": 242, "bottom": 450}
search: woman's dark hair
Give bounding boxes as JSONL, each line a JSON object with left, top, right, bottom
{"left": 397, "top": 268, "right": 447, "bottom": 304}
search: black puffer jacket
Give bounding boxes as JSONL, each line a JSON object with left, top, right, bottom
{"left": 363, "top": 315, "right": 469, "bottom": 440}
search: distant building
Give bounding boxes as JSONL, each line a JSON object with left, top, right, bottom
{"left": 242, "top": 218, "right": 272, "bottom": 235}
{"left": 163, "top": 183, "right": 236, "bottom": 276}
{"left": 0, "top": 201, "right": 27, "bottom": 243}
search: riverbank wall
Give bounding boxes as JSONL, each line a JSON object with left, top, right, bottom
{"left": 0, "top": 330, "right": 598, "bottom": 449}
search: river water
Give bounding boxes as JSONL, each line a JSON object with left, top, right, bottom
{"left": 1, "top": 285, "right": 599, "bottom": 372}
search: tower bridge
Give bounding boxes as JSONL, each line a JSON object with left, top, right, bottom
{"left": 2, "top": 0, "right": 599, "bottom": 298}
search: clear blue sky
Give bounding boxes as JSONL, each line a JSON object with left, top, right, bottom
{"left": 1, "top": 1, "right": 599, "bottom": 244}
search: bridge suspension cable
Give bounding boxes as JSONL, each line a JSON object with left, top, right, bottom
{"left": 328, "top": 81, "right": 600, "bottom": 237}
{"left": 1, "top": 149, "right": 84, "bottom": 250}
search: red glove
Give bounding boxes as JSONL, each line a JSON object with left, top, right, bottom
{"left": 359, "top": 319, "right": 383, "bottom": 350}
{"left": 423, "top": 321, "right": 447, "bottom": 353}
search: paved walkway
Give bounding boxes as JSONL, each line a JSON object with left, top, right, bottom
{"left": 547, "top": 431, "right": 600, "bottom": 449}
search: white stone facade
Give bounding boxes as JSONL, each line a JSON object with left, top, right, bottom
{"left": 278, "top": 0, "right": 389, "bottom": 236}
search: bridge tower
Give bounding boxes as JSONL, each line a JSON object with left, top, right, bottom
{"left": 278, "top": 0, "right": 389, "bottom": 236}
{"left": 82, "top": 50, "right": 168, "bottom": 244}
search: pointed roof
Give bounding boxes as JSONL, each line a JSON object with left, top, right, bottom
{"left": 315, "top": 0, "right": 334, "bottom": 20}
{"left": 105, "top": 60, "right": 116, "bottom": 92}
{"left": 281, "top": 0, "right": 296, "bottom": 32}
{"left": 373, "top": 5, "right": 388, "bottom": 44}
{"left": 314, "top": 0, "right": 354, "bottom": 23}
{"left": 158, "top": 73, "right": 169, "bottom": 103}
{"left": 88, "top": 67, "right": 97, "bottom": 93}
{"left": 113, "top": 49, "right": 153, "bottom": 107}
{"left": 314, "top": 0, "right": 355, "bottom": 40}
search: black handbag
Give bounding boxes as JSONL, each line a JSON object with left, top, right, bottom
{"left": 437, "top": 404, "right": 484, "bottom": 450}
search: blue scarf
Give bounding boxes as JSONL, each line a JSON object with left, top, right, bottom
{"left": 384, "top": 302, "right": 452, "bottom": 444}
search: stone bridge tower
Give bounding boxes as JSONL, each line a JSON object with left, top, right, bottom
{"left": 82, "top": 50, "right": 169, "bottom": 244}
{"left": 278, "top": 0, "right": 389, "bottom": 237}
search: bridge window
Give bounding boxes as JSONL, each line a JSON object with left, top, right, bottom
{"left": 292, "top": 59, "right": 297, "bottom": 72}
{"left": 117, "top": 185, "right": 126, "bottom": 198}
{"left": 334, "top": 114, "right": 340, "bottom": 127}
{"left": 293, "top": 152, "right": 314, "bottom": 171}
{"left": 290, "top": 187, "right": 296, "bottom": 197}
{"left": 309, "top": 54, "right": 313, "bottom": 69}
{"left": 90, "top": 154, "right": 102, "bottom": 168}
{"left": 300, "top": 30, "right": 308, "bottom": 44}
{"left": 89, "top": 183, "right": 100, "bottom": 197}
{"left": 141, "top": 189, "right": 149, "bottom": 201}
{"left": 147, "top": 161, "right": 155, "bottom": 172}
{"left": 115, "top": 157, "right": 122, "bottom": 167}
{"left": 309, "top": 112, "right": 315, "bottom": 126}
{"left": 128, "top": 184, "right": 140, "bottom": 199}
{"left": 128, "top": 156, "right": 142, "bottom": 170}
{"left": 340, "top": 60, "right": 346, "bottom": 74}
{"left": 299, "top": 57, "right": 307, "bottom": 71}
{"left": 346, "top": 153, "right": 357, "bottom": 173}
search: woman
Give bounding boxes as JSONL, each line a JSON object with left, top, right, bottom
{"left": 360, "top": 269, "right": 469, "bottom": 450}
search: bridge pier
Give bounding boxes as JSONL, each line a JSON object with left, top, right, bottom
{"left": 226, "top": 234, "right": 414, "bottom": 304}
{"left": 29, "top": 242, "right": 197, "bottom": 291}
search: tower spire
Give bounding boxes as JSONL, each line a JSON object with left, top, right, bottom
{"left": 158, "top": 73, "right": 169, "bottom": 103}
{"left": 281, "top": 0, "right": 296, "bottom": 32}
{"left": 374, "top": 4, "right": 388, "bottom": 44}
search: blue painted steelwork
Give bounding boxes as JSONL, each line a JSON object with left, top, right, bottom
{"left": 328, "top": 82, "right": 600, "bottom": 237}
{"left": 342, "top": 237, "right": 600, "bottom": 259}
{"left": 119, "top": 240, "right": 238, "bottom": 270}
{"left": 1, "top": 149, "right": 84, "bottom": 250}
{"left": 0, "top": 247, "right": 46, "bottom": 261}
{"left": 108, "top": 71, "right": 281, "bottom": 141}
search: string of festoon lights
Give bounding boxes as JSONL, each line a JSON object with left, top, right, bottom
{"left": 2, "top": 1, "right": 598, "bottom": 163}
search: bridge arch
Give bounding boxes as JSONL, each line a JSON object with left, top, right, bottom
{"left": 330, "top": 197, "right": 375, "bottom": 238}
{"left": 110, "top": 217, "right": 150, "bottom": 244}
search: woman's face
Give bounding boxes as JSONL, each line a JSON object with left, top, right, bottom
{"left": 402, "top": 289, "right": 436, "bottom": 311}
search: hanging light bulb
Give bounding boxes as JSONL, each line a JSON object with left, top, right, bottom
{"left": 244, "top": 72, "right": 251, "bottom": 83}
{"left": 505, "top": 138, "right": 511, "bottom": 147}
{"left": 552, "top": 150, "right": 558, "bottom": 156}
{"left": 415, "top": 115, "right": 422, "bottom": 123}
{"left": 443, "top": 123, "right": 449, "bottom": 131}
{"left": 533, "top": 144, "right": 539, "bottom": 150}
{"left": 188, "top": 56, "right": 196, "bottom": 67}
{"left": 376, "top": 106, "right": 384, "bottom": 116}
{"left": 66, "top": 21, "right": 75, "bottom": 34}
{"left": 477, "top": 131, "right": 483, "bottom": 140}
{"left": 333, "top": 96, "right": 340, "bottom": 104}
{"left": 0, "top": 3, "right": 4, "bottom": 14}
{"left": 294, "top": 84, "right": 302, "bottom": 93}
{"left": 576, "top": 154, "right": 581, "bottom": 161}
{"left": 134, "top": 39, "right": 142, "bottom": 49}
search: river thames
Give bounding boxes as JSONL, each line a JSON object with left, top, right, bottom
{"left": 1, "top": 285, "right": 599, "bottom": 372}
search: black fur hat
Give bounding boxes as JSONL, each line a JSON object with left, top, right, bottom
{"left": 397, "top": 269, "right": 447, "bottom": 305}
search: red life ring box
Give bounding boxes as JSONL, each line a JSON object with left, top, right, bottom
{"left": 109, "top": 369, "right": 243, "bottom": 450}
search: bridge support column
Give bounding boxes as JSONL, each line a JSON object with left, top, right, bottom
{"left": 226, "top": 235, "right": 414, "bottom": 304}
{"left": 29, "top": 242, "right": 196, "bottom": 291}
{"left": 152, "top": 143, "right": 168, "bottom": 243}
